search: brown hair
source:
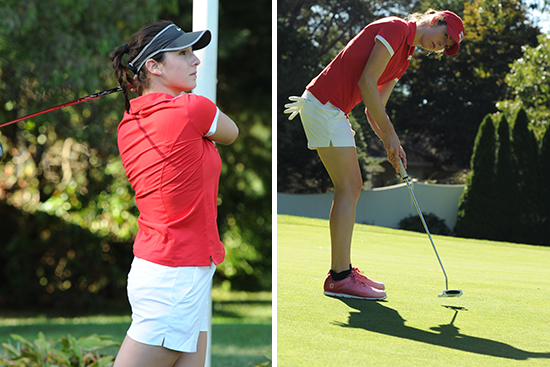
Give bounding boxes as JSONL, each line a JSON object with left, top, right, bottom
{"left": 110, "top": 20, "right": 173, "bottom": 112}
{"left": 406, "top": 9, "right": 446, "bottom": 27}
{"left": 407, "top": 9, "right": 448, "bottom": 55}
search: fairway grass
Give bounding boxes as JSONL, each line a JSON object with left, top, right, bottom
{"left": 277, "top": 215, "right": 550, "bottom": 366}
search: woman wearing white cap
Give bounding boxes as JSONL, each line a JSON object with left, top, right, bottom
{"left": 284, "top": 9, "right": 465, "bottom": 301}
{"left": 110, "top": 20, "right": 238, "bottom": 367}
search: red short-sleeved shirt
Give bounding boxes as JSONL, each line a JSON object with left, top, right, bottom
{"left": 307, "top": 17, "right": 416, "bottom": 115}
{"left": 117, "top": 92, "right": 224, "bottom": 267}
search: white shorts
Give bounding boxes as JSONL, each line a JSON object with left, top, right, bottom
{"left": 126, "top": 257, "right": 215, "bottom": 353}
{"left": 299, "top": 90, "right": 356, "bottom": 150}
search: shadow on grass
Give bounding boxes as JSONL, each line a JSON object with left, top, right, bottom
{"left": 333, "top": 298, "right": 550, "bottom": 361}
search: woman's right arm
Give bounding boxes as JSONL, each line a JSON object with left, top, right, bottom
{"left": 208, "top": 111, "right": 239, "bottom": 145}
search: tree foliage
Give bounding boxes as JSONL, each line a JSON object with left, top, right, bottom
{"left": 277, "top": 16, "right": 327, "bottom": 193}
{"left": 497, "top": 33, "right": 550, "bottom": 138}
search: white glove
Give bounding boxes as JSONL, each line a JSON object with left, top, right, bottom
{"left": 283, "top": 96, "right": 306, "bottom": 120}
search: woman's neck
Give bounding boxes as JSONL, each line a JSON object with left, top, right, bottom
{"left": 412, "top": 21, "right": 428, "bottom": 47}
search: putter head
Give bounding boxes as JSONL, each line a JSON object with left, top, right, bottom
{"left": 439, "top": 289, "right": 463, "bottom": 297}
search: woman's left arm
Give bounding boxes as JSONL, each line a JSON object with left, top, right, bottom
{"left": 365, "top": 80, "right": 397, "bottom": 139}
{"left": 208, "top": 111, "right": 239, "bottom": 145}
{"left": 365, "top": 79, "right": 407, "bottom": 169}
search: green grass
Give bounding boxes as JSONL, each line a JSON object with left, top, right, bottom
{"left": 0, "top": 290, "right": 271, "bottom": 367}
{"left": 277, "top": 215, "right": 550, "bottom": 366}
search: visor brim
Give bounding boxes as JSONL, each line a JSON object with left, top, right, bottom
{"left": 167, "top": 30, "right": 211, "bottom": 51}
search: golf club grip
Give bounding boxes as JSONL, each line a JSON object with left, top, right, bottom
{"left": 398, "top": 160, "right": 408, "bottom": 179}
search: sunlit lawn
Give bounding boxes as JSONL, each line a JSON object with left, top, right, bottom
{"left": 278, "top": 215, "right": 550, "bottom": 366}
{"left": 0, "top": 290, "right": 271, "bottom": 367}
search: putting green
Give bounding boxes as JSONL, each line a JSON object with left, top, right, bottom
{"left": 277, "top": 215, "right": 550, "bottom": 366}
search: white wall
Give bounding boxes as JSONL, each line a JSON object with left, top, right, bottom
{"left": 277, "top": 182, "right": 466, "bottom": 230}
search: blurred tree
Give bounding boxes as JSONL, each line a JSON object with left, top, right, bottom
{"left": 214, "top": 0, "right": 272, "bottom": 290}
{"left": 277, "top": 16, "right": 329, "bottom": 193}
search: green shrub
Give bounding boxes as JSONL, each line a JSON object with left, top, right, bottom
{"left": 493, "top": 115, "right": 518, "bottom": 242}
{"left": 0, "top": 333, "right": 119, "bottom": 367}
{"left": 510, "top": 109, "right": 541, "bottom": 243}
{"left": 398, "top": 213, "right": 452, "bottom": 236}
{"left": 455, "top": 115, "right": 499, "bottom": 240}
{"left": 539, "top": 127, "right": 550, "bottom": 244}
{"left": 0, "top": 202, "right": 133, "bottom": 312}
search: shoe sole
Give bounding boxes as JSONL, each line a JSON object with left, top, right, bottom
{"left": 324, "top": 291, "right": 387, "bottom": 301}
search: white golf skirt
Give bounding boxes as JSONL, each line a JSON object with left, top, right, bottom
{"left": 126, "top": 257, "right": 215, "bottom": 353}
{"left": 299, "top": 90, "right": 356, "bottom": 150}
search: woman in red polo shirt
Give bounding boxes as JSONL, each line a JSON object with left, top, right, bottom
{"left": 110, "top": 21, "right": 238, "bottom": 367}
{"left": 284, "top": 9, "right": 464, "bottom": 300}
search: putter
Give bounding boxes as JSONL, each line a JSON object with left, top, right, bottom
{"left": 398, "top": 160, "right": 462, "bottom": 298}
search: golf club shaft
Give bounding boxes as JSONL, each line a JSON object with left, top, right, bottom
{"left": 0, "top": 86, "right": 122, "bottom": 128}
{"left": 399, "top": 160, "right": 449, "bottom": 290}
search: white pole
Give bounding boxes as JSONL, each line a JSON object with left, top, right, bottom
{"left": 193, "top": 2, "right": 218, "bottom": 367}
{"left": 193, "top": 0, "right": 219, "bottom": 103}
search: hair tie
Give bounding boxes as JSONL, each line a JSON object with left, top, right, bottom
{"left": 123, "top": 44, "right": 129, "bottom": 54}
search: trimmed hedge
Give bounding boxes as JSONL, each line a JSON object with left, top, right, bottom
{"left": 398, "top": 213, "right": 452, "bottom": 236}
{"left": 455, "top": 109, "right": 549, "bottom": 245}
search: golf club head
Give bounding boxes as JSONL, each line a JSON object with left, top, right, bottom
{"left": 439, "top": 289, "right": 463, "bottom": 298}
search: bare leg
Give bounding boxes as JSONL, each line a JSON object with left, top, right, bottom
{"left": 317, "top": 145, "right": 363, "bottom": 273}
{"left": 113, "top": 332, "right": 207, "bottom": 367}
{"left": 113, "top": 336, "right": 181, "bottom": 367}
{"left": 173, "top": 332, "right": 207, "bottom": 367}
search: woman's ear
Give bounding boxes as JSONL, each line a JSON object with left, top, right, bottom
{"left": 145, "top": 59, "right": 163, "bottom": 76}
{"left": 430, "top": 16, "right": 438, "bottom": 27}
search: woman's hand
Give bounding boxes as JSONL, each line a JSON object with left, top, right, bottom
{"left": 381, "top": 133, "right": 406, "bottom": 173}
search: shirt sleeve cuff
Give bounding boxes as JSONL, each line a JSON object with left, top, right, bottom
{"left": 206, "top": 107, "right": 220, "bottom": 137}
{"left": 375, "top": 35, "right": 394, "bottom": 57}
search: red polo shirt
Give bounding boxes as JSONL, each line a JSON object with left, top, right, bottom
{"left": 117, "top": 92, "right": 224, "bottom": 267}
{"left": 307, "top": 17, "right": 416, "bottom": 115}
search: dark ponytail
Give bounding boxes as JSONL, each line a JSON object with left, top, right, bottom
{"left": 110, "top": 20, "right": 173, "bottom": 113}
{"left": 110, "top": 44, "right": 134, "bottom": 112}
